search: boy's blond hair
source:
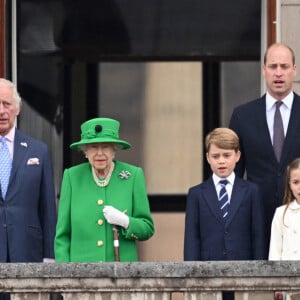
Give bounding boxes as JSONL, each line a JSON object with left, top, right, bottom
{"left": 205, "top": 128, "right": 240, "bottom": 152}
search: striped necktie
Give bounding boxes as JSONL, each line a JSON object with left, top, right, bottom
{"left": 219, "top": 180, "right": 229, "bottom": 218}
{"left": 0, "top": 137, "right": 12, "bottom": 199}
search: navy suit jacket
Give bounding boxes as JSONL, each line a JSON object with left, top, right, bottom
{"left": 184, "top": 176, "right": 266, "bottom": 260}
{"left": 229, "top": 92, "right": 300, "bottom": 250}
{"left": 0, "top": 129, "right": 57, "bottom": 262}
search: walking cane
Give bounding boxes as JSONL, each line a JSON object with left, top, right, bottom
{"left": 112, "top": 225, "right": 120, "bottom": 261}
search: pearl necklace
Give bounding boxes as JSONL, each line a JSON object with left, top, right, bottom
{"left": 92, "top": 162, "right": 115, "bottom": 187}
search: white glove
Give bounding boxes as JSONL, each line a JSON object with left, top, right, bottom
{"left": 43, "top": 258, "right": 55, "bottom": 263}
{"left": 103, "top": 205, "right": 129, "bottom": 229}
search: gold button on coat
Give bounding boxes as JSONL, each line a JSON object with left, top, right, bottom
{"left": 98, "top": 219, "right": 103, "bottom": 225}
{"left": 97, "top": 241, "right": 104, "bottom": 247}
{"left": 97, "top": 199, "right": 104, "bottom": 205}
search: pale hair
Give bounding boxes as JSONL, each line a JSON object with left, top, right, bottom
{"left": 78, "top": 142, "right": 118, "bottom": 153}
{"left": 0, "top": 78, "right": 22, "bottom": 108}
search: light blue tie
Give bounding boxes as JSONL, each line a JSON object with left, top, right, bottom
{"left": 0, "top": 137, "right": 12, "bottom": 199}
{"left": 219, "top": 180, "right": 229, "bottom": 218}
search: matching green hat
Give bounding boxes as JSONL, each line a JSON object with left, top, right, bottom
{"left": 70, "top": 118, "right": 131, "bottom": 150}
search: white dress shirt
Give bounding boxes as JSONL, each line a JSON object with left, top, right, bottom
{"left": 212, "top": 172, "right": 235, "bottom": 202}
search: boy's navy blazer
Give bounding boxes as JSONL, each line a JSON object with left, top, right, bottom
{"left": 0, "top": 128, "right": 57, "bottom": 262}
{"left": 184, "top": 176, "right": 266, "bottom": 261}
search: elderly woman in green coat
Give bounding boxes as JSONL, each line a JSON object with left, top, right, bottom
{"left": 55, "top": 117, "right": 154, "bottom": 262}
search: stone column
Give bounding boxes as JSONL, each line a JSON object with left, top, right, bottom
{"left": 143, "top": 62, "right": 203, "bottom": 194}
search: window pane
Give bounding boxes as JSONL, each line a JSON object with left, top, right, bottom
{"left": 99, "top": 62, "right": 203, "bottom": 194}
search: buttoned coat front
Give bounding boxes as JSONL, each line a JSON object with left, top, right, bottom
{"left": 269, "top": 200, "right": 300, "bottom": 260}
{"left": 0, "top": 129, "right": 57, "bottom": 262}
{"left": 55, "top": 160, "right": 154, "bottom": 262}
{"left": 229, "top": 93, "right": 300, "bottom": 253}
{"left": 184, "top": 176, "right": 266, "bottom": 261}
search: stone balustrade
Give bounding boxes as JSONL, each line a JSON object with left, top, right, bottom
{"left": 1, "top": 261, "right": 300, "bottom": 299}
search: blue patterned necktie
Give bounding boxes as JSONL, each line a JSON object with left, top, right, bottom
{"left": 0, "top": 137, "right": 12, "bottom": 199}
{"left": 219, "top": 180, "right": 229, "bottom": 218}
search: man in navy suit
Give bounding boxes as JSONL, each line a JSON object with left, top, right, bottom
{"left": 0, "top": 78, "right": 57, "bottom": 299}
{"left": 229, "top": 43, "right": 300, "bottom": 254}
{"left": 184, "top": 128, "right": 265, "bottom": 300}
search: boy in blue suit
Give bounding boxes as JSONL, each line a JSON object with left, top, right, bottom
{"left": 184, "top": 128, "right": 266, "bottom": 300}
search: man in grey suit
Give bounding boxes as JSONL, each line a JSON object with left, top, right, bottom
{"left": 0, "top": 78, "right": 57, "bottom": 299}
{"left": 229, "top": 43, "right": 299, "bottom": 255}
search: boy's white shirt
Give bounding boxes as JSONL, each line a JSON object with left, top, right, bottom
{"left": 212, "top": 172, "right": 235, "bottom": 203}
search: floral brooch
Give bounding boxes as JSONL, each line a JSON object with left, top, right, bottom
{"left": 119, "top": 170, "right": 131, "bottom": 179}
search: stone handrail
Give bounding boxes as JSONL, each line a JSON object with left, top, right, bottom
{"left": 0, "top": 261, "right": 300, "bottom": 299}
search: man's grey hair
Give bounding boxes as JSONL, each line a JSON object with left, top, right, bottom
{"left": 0, "top": 78, "right": 22, "bottom": 108}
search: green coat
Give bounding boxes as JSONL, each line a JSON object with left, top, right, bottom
{"left": 55, "top": 160, "right": 154, "bottom": 262}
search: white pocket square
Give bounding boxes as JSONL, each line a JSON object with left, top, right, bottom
{"left": 27, "top": 158, "right": 40, "bottom": 165}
